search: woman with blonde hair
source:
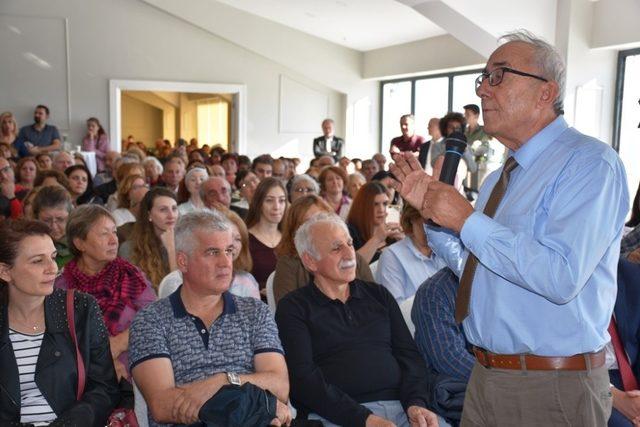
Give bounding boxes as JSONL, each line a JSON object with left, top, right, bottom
{"left": 118, "top": 187, "right": 178, "bottom": 290}
{"left": 0, "top": 111, "right": 18, "bottom": 145}
{"left": 111, "top": 174, "right": 149, "bottom": 227}
{"left": 273, "top": 194, "right": 373, "bottom": 302}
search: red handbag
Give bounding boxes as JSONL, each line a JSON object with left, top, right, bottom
{"left": 66, "top": 290, "right": 139, "bottom": 427}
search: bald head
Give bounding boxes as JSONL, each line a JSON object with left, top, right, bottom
{"left": 201, "top": 176, "right": 231, "bottom": 208}
{"left": 53, "top": 151, "right": 74, "bottom": 172}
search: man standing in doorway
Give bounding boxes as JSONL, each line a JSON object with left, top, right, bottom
{"left": 391, "top": 30, "right": 628, "bottom": 426}
{"left": 389, "top": 114, "right": 426, "bottom": 156}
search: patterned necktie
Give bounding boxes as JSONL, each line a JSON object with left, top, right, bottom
{"left": 455, "top": 156, "right": 519, "bottom": 323}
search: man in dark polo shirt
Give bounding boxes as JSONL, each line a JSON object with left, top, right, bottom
{"left": 129, "top": 210, "right": 291, "bottom": 427}
{"left": 389, "top": 114, "right": 426, "bottom": 156}
{"left": 14, "top": 105, "right": 62, "bottom": 157}
{"left": 276, "top": 213, "right": 442, "bottom": 427}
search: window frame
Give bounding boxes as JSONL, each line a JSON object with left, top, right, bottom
{"left": 612, "top": 47, "right": 640, "bottom": 152}
{"left": 378, "top": 68, "right": 483, "bottom": 152}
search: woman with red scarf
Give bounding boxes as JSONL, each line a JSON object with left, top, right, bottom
{"left": 54, "top": 205, "right": 156, "bottom": 381}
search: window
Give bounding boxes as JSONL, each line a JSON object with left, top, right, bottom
{"left": 613, "top": 48, "right": 640, "bottom": 212}
{"left": 197, "top": 97, "right": 229, "bottom": 150}
{"left": 380, "top": 69, "right": 482, "bottom": 152}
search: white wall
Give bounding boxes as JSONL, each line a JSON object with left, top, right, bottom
{"left": 591, "top": 0, "right": 640, "bottom": 49}
{"left": 0, "top": 0, "right": 367, "bottom": 163}
{"left": 121, "top": 94, "right": 164, "bottom": 146}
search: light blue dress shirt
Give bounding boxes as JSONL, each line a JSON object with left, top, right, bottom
{"left": 375, "top": 236, "right": 447, "bottom": 302}
{"left": 426, "top": 116, "right": 629, "bottom": 356}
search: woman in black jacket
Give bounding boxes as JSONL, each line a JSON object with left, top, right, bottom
{"left": 0, "top": 219, "right": 119, "bottom": 426}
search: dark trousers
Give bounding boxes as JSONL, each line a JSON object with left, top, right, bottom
{"left": 461, "top": 361, "right": 612, "bottom": 426}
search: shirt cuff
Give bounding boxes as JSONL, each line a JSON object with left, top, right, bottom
{"left": 460, "top": 211, "right": 499, "bottom": 255}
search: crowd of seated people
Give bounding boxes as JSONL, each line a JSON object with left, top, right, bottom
{"left": 0, "top": 96, "right": 639, "bottom": 427}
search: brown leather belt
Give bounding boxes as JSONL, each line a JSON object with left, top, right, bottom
{"left": 472, "top": 347, "right": 605, "bottom": 371}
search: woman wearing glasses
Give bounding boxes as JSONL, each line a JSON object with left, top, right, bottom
{"left": 288, "top": 173, "right": 319, "bottom": 203}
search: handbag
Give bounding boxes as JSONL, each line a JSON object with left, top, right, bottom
{"left": 66, "top": 290, "right": 139, "bottom": 427}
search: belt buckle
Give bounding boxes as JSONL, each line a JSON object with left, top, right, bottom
{"left": 475, "top": 347, "right": 491, "bottom": 368}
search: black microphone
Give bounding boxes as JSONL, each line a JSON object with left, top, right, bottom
{"left": 427, "top": 131, "right": 468, "bottom": 227}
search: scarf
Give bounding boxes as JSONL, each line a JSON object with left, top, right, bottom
{"left": 62, "top": 257, "right": 148, "bottom": 335}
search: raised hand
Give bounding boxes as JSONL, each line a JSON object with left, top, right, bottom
{"left": 389, "top": 152, "right": 435, "bottom": 218}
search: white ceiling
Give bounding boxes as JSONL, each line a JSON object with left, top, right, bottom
{"left": 213, "top": 0, "right": 446, "bottom": 51}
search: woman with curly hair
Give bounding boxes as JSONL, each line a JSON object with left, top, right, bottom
{"left": 118, "top": 187, "right": 178, "bottom": 290}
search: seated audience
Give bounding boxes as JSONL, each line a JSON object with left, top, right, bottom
{"left": 36, "top": 153, "right": 53, "bottom": 170}
{"left": 237, "top": 154, "right": 251, "bottom": 171}
{"left": 276, "top": 213, "right": 440, "bottom": 427}
{"left": 347, "top": 182, "right": 404, "bottom": 264}
{"left": 112, "top": 174, "right": 149, "bottom": 227}
{"left": 98, "top": 162, "right": 146, "bottom": 211}
{"left": 178, "top": 166, "right": 208, "bottom": 215}
{"left": 209, "top": 164, "right": 226, "bottom": 179}
{"left": 55, "top": 205, "right": 156, "bottom": 384}
{"left": 129, "top": 210, "right": 291, "bottom": 426}
{"left": 32, "top": 185, "right": 74, "bottom": 267}
{"left": 14, "top": 105, "right": 62, "bottom": 157}
{"left": 376, "top": 204, "right": 446, "bottom": 302}
{"left": 119, "top": 188, "right": 178, "bottom": 291}
{"left": 316, "top": 155, "right": 335, "bottom": 168}
{"left": 53, "top": 151, "right": 75, "bottom": 173}
{"left": 372, "top": 170, "right": 401, "bottom": 205}
{"left": 319, "top": 166, "right": 351, "bottom": 220}
{"left": 0, "top": 111, "right": 18, "bottom": 145}
{"left": 94, "top": 151, "right": 121, "bottom": 187}
{"left": 21, "top": 186, "right": 42, "bottom": 219}
{"left": 142, "top": 156, "right": 163, "bottom": 187}
{"left": 158, "top": 209, "right": 261, "bottom": 301}
{"left": 373, "top": 153, "right": 387, "bottom": 171}
{"left": 0, "top": 219, "right": 119, "bottom": 426}
{"left": 273, "top": 195, "right": 373, "bottom": 303}
{"left": 346, "top": 172, "right": 366, "bottom": 199}
{"left": 82, "top": 117, "right": 109, "bottom": 173}
{"left": 252, "top": 154, "right": 273, "bottom": 180}
{"left": 201, "top": 175, "right": 247, "bottom": 218}
{"left": 338, "top": 156, "right": 351, "bottom": 172}
{"left": 412, "top": 267, "right": 472, "bottom": 425}
{"left": 233, "top": 169, "right": 260, "bottom": 209}
{"left": 34, "top": 169, "right": 71, "bottom": 191}
{"left": 607, "top": 258, "right": 640, "bottom": 427}
{"left": 289, "top": 174, "right": 319, "bottom": 203}
{"left": 246, "top": 177, "right": 288, "bottom": 295}
{"left": 361, "top": 158, "right": 379, "bottom": 182}
{"left": 15, "top": 156, "right": 38, "bottom": 190}
{"left": 65, "top": 164, "right": 102, "bottom": 206}
{"left": 272, "top": 158, "right": 286, "bottom": 181}
{"left": 0, "top": 142, "right": 15, "bottom": 161}
{"left": 159, "top": 156, "right": 185, "bottom": 193}
{"left": 0, "top": 157, "right": 26, "bottom": 219}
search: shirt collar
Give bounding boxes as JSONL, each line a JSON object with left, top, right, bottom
{"left": 403, "top": 237, "right": 433, "bottom": 261}
{"left": 309, "top": 279, "right": 364, "bottom": 306}
{"left": 512, "top": 115, "right": 568, "bottom": 171}
{"left": 170, "top": 285, "right": 237, "bottom": 318}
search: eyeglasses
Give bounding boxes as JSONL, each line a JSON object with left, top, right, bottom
{"left": 294, "top": 187, "right": 315, "bottom": 193}
{"left": 40, "top": 216, "right": 68, "bottom": 226}
{"left": 475, "top": 66, "right": 548, "bottom": 93}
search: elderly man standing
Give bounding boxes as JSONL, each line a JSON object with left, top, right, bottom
{"left": 391, "top": 30, "right": 629, "bottom": 426}
{"left": 276, "top": 213, "right": 441, "bottom": 427}
{"left": 313, "top": 118, "right": 344, "bottom": 162}
{"left": 129, "top": 210, "right": 291, "bottom": 426}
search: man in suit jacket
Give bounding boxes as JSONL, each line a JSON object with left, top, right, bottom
{"left": 609, "top": 258, "right": 640, "bottom": 426}
{"left": 313, "top": 119, "right": 343, "bottom": 162}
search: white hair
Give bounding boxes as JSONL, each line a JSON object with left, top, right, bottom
{"left": 499, "top": 29, "right": 566, "bottom": 115}
{"left": 199, "top": 176, "right": 230, "bottom": 201}
{"left": 294, "top": 212, "right": 349, "bottom": 261}
{"left": 142, "top": 156, "right": 163, "bottom": 175}
{"left": 290, "top": 174, "right": 320, "bottom": 197}
{"left": 175, "top": 209, "right": 231, "bottom": 255}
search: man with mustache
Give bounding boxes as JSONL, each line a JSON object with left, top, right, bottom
{"left": 275, "top": 213, "right": 441, "bottom": 427}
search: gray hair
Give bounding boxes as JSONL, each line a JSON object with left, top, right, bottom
{"left": 143, "top": 156, "right": 163, "bottom": 175}
{"left": 499, "top": 30, "right": 566, "bottom": 115}
{"left": 175, "top": 209, "right": 231, "bottom": 255}
{"left": 290, "top": 174, "right": 319, "bottom": 196}
{"left": 294, "top": 212, "right": 349, "bottom": 261}
{"left": 199, "top": 176, "right": 230, "bottom": 201}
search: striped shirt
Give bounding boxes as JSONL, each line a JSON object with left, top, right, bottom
{"left": 9, "top": 329, "right": 56, "bottom": 426}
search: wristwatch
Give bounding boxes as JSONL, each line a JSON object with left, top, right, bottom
{"left": 226, "top": 372, "right": 241, "bottom": 386}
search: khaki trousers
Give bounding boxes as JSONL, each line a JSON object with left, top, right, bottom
{"left": 461, "top": 361, "right": 612, "bottom": 427}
